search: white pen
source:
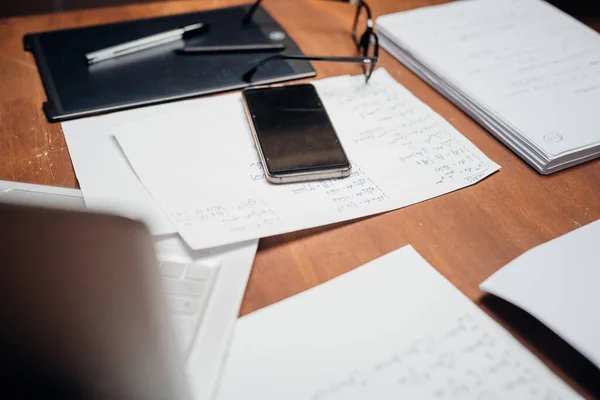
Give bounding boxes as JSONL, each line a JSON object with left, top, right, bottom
{"left": 85, "top": 22, "right": 205, "bottom": 64}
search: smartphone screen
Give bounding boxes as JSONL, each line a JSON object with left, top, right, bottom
{"left": 243, "top": 84, "right": 350, "bottom": 176}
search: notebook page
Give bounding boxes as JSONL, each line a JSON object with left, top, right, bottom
{"left": 215, "top": 246, "right": 579, "bottom": 400}
{"left": 481, "top": 219, "right": 600, "bottom": 369}
{"left": 377, "top": 0, "right": 600, "bottom": 157}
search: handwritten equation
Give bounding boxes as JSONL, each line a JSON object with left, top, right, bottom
{"left": 169, "top": 198, "right": 280, "bottom": 233}
{"left": 247, "top": 162, "right": 390, "bottom": 213}
{"left": 290, "top": 168, "right": 390, "bottom": 213}
{"left": 320, "top": 76, "right": 494, "bottom": 186}
{"left": 249, "top": 161, "right": 266, "bottom": 182}
{"left": 312, "top": 314, "right": 566, "bottom": 400}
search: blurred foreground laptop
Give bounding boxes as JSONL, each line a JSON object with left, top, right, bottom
{"left": 0, "top": 180, "right": 258, "bottom": 399}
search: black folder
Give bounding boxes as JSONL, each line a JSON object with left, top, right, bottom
{"left": 24, "top": 5, "right": 315, "bottom": 122}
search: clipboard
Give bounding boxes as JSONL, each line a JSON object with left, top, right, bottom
{"left": 24, "top": 5, "right": 315, "bottom": 122}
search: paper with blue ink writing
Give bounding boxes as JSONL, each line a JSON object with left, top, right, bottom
{"left": 116, "top": 69, "right": 500, "bottom": 250}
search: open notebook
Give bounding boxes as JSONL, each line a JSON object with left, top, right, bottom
{"left": 481, "top": 219, "right": 600, "bottom": 371}
{"left": 376, "top": 0, "right": 600, "bottom": 174}
{"left": 215, "top": 246, "right": 580, "bottom": 399}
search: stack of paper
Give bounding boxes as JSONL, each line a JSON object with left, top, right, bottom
{"left": 481, "top": 219, "right": 600, "bottom": 370}
{"left": 61, "top": 101, "right": 260, "bottom": 400}
{"left": 215, "top": 246, "right": 580, "bottom": 399}
{"left": 114, "top": 69, "right": 499, "bottom": 250}
{"left": 376, "top": 0, "right": 600, "bottom": 174}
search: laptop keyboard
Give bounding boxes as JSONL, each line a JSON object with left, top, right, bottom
{"left": 159, "top": 260, "right": 220, "bottom": 356}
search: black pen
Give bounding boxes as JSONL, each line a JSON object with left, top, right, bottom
{"left": 177, "top": 43, "right": 285, "bottom": 54}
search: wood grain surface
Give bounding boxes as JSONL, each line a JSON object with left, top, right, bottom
{"left": 1, "top": 0, "right": 599, "bottom": 397}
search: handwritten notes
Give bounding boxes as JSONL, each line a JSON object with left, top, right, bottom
{"left": 309, "top": 314, "right": 561, "bottom": 400}
{"left": 116, "top": 69, "right": 499, "bottom": 250}
{"left": 314, "top": 73, "right": 496, "bottom": 185}
{"left": 377, "top": 0, "right": 600, "bottom": 173}
{"left": 168, "top": 198, "right": 281, "bottom": 234}
{"left": 215, "top": 246, "right": 579, "bottom": 400}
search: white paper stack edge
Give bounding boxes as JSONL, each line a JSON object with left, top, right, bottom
{"left": 376, "top": 0, "right": 600, "bottom": 174}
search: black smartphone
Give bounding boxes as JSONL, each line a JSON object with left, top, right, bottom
{"left": 242, "top": 84, "right": 352, "bottom": 184}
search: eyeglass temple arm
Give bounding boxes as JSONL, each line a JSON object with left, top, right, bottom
{"left": 352, "top": 1, "right": 373, "bottom": 34}
{"left": 371, "top": 31, "right": 379, "bottom": 58}
{"left": 360, "top": 0, "right": 373, "bottom": 20}
{"left": 242, "top": 54, "right": 377, "bottom": 82}
{"left": 243, "top": 0, "right": 369, "bottom": 25}
{"left": 242, "top": 0, "right": 264, "bottom": 24}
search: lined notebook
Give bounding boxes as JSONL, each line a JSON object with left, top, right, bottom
{"left": 376, "top": 0, "right": 600, "bottom": 174}
{"left": 215, "top": 246, "right": 579, "bottom": 399}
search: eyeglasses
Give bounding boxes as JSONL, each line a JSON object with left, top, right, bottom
{"left": 352, "top": 0, "right": 379, "bottom": 76}
{"left": 241, "top": 0, "right": 379, "bottom": 83}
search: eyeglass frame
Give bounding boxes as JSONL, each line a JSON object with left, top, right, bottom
{"left": 242, "top": 53, "right": 377, "bottom": 83}
{"left": 240, "top": 0, "right": 380, "bottom": 83}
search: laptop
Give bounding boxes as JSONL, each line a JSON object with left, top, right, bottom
{"left": 0, "top": 180, "right": 258, "bottom": 399}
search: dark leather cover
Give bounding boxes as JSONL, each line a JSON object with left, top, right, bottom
{"left": 24, "top": 5, "right": 315, "bottom": 122}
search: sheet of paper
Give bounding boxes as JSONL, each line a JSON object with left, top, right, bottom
{"left": 376, "top": 0, "right": 600, "bottom": 158}
{"left": 153, "top": 235, "right": 258, "bottom": 400}
{"left": 481, "top": 219, "right": 600, "bottom": 370}
{"left": 174, "top": 239, "right": 258, "bottom": 400}
{"left": 115, "top": 69, "right": 499, "bottom": 250}
{"left": 62, "top": 98, "right": 207, "bottom": 235}
{"left": 214, "top": 245, "right": 579, "bottom": 400}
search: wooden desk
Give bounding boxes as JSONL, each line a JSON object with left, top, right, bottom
{"left": 1, "top": 0, "right": 599, "bottom": 396}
